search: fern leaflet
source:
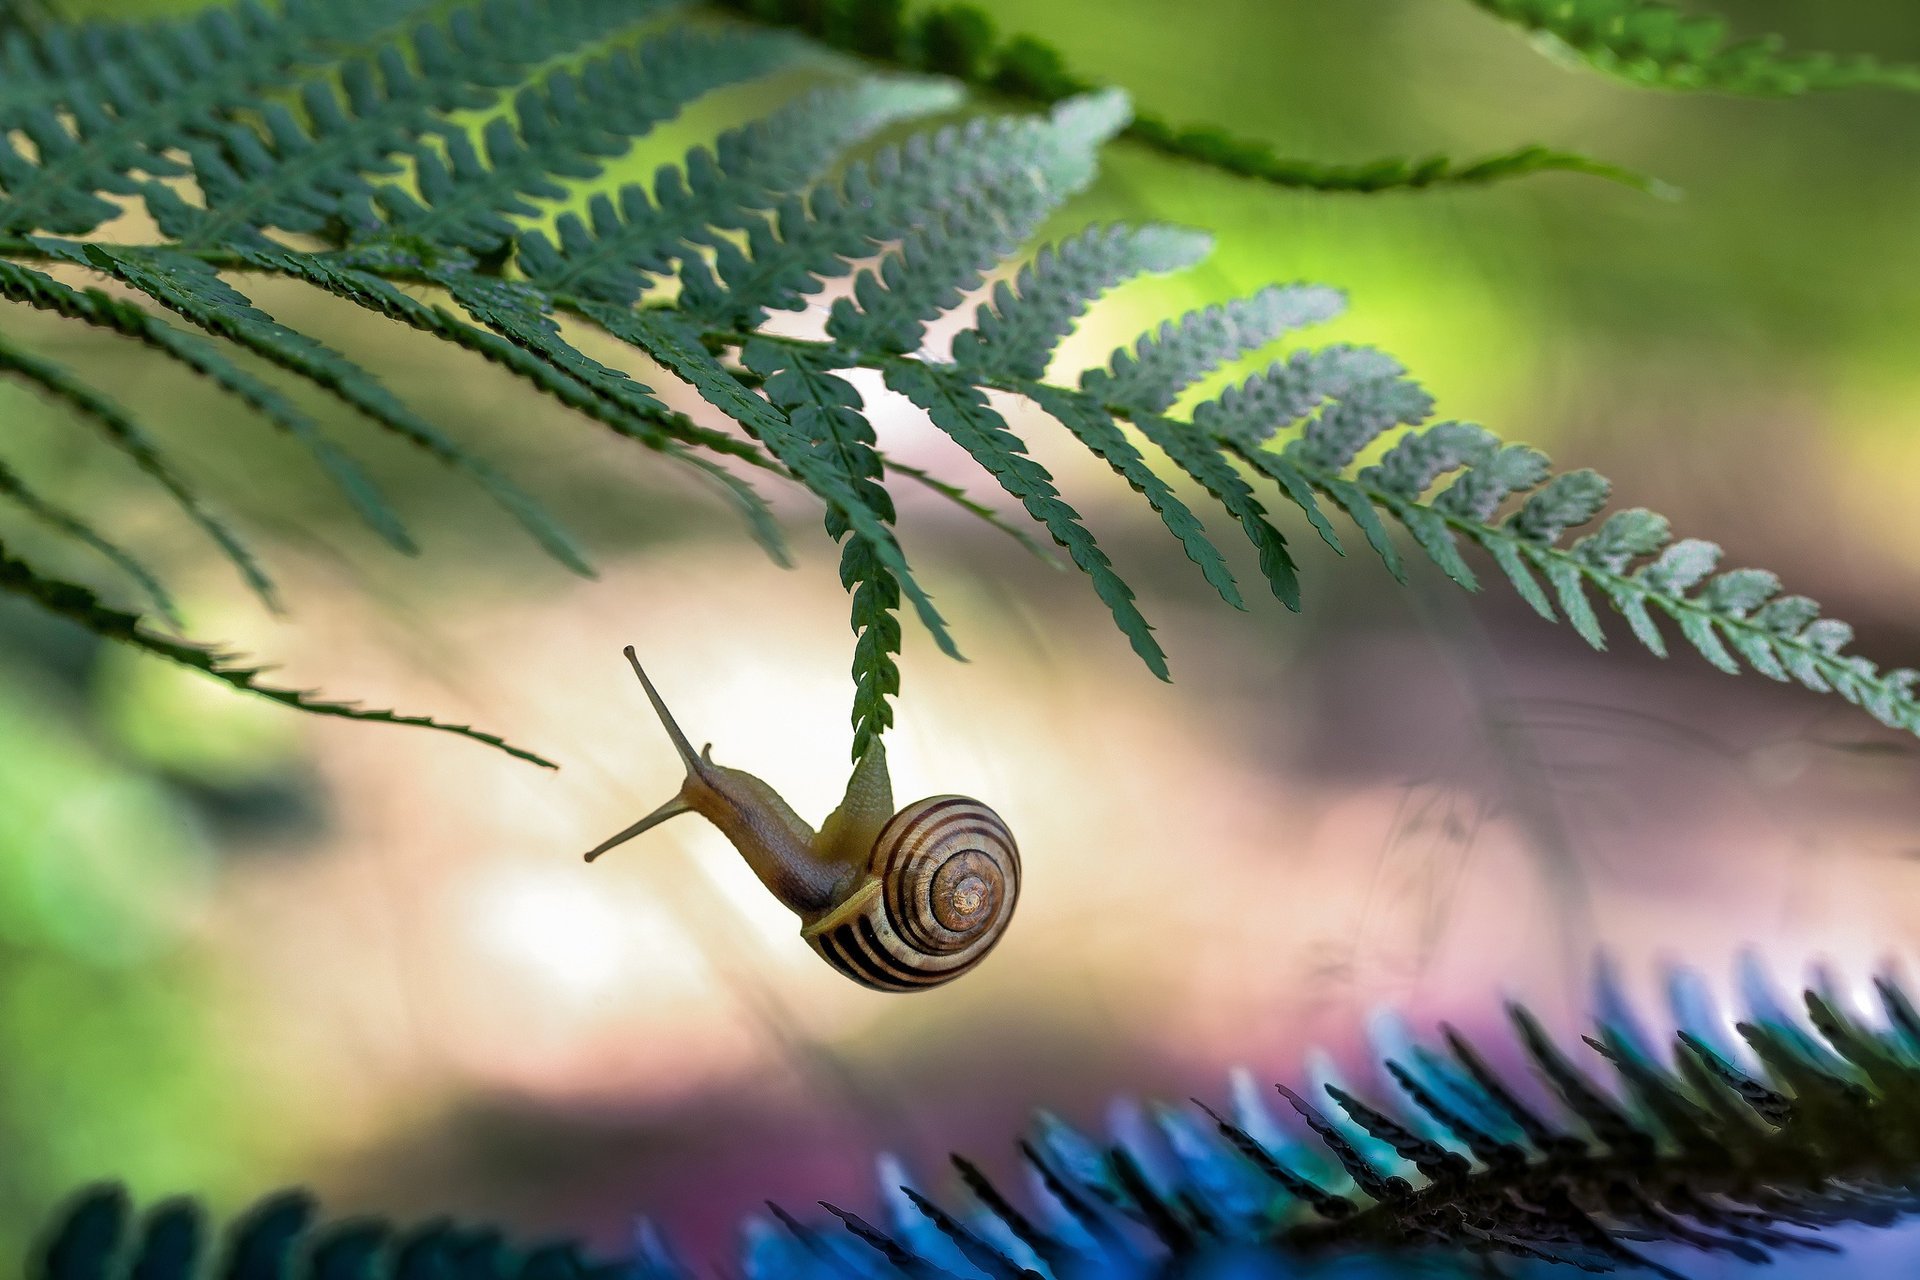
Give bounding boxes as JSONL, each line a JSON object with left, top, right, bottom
{"left": 0, "top": 536, "right": 553, "bottom": 767}
{"left": 1469, "top": 0, "right": 1920, "bottom": 94}
{"left": 708, "top": 0, "right": 1665, "bottom": 195}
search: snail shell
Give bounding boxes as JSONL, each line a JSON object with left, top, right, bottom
{"left": 801, "top": 796, "right": 1020, "bottom": 991}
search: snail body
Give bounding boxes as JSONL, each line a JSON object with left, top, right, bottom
{"left": 585, "top": 647, "right": 1019, "bottom": 991}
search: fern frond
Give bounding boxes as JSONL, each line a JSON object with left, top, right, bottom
{"left": 0, "top": 331, "right": 276, "bottom": 608}
{"left": 1084, "top": 283, "right": 1347, "bottom": 415}
{"left": 1025, "top": 386, "right": 1242, "bottom": 609}
{"left": 1, "top": 0, "right": 1911, "bottom": 759}
{"left": 266, "top": 241, "right": 778, "bottom": 486}
{"left": 674, "top": 447, "right": 795, "bottom": 568}
{"left": 0, "top": 0, "right": 431, "bottom": 236}
{"left": 951, "top": 223, "right": 1212, "bottom": 381}
{"left": 216, "top": 245, "right": 596, "bottom": 575}
{"left": 708, "top": 0, "right": 1663, "bottom": 195}
{"left": 0, "top": 257, "right": 414, "bottom": 553}
{"left": 0, "top": 535, "right": 555, "bottom": 767}
{"left": 1134, "top": 412, "right": 1299, "bottom": 609}
{"left": 80, "top": 245, "right": 600, "bottom": 572}
{"left": 1469, "top": 0, "right": 1920, "bottom": 94}
{"left": 522, "top": 77, "right": 965, "bottom": 308}
{"left": 0, "top": 0, "right": 59, "bottom": 42}
{"left": 155, "top": 0, "right": 683, "bottom": 252}
{"left": 363, "top": 28, "right": 800, "bottom": 256}
{"left": 2, "top": 16, "right": 163, "bottom": 125}
{"left": 0, "top": 455, "right": 179, "bottom": 623}
{"left": 686, "top": 89, "right": 1129, "bottom": 331}
{"left": 886, "top": 359, "right": 1166, "bottom": 679}
{"left": 51, "top": 961, "right": 1920, "bottom": 1276}
{"left": 743, "top": 339, "right": 938, "bottom": 760}
{"left": 602, "top": 310, "right": 955, "bottom": 677}
{"left": 827, "top": 93, "right": 1128, "bottom": 355}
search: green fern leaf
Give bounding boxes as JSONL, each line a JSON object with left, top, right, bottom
{"left": 227, "top": 246, "right": 595, "bottom": 575}
{"left": 441, "top": 274, "right": 671, "bottom": 436}
{"left": 677, "top": 449, "right": 794, "bottom": 568}
{"left": 2, "top": 0, "right": 1914, "bottom": 755}
{"left": 1283, "top": 362, "right": 1437, "bottom": 471}
{"left": 1232, "top": 447, "right": 1344, "bottom": 554}
{"left": 0, "top": 332, "right": 276, "bottom": 608}
{"left": 951, "top": 223, "right": 1212, "bottom": 381}
{"left": 1431, "top": 442, "right": 1552, "bottom": 520}
{"left": 159, "top": 0, "right": 673, "bottom": 250}
{"left": 1084, "top": 284, "right": 1345, "bottom": 416}
{"left": 1195, "top": 346, "right": 1420, "bottom": 449}
{"left": 525, "top": 78, "right": 963, "bottom": 308}
{"left": 0, "top": 536, "right": 554, "bottom": 767}
{"left": 605, "top": 310, "right": 958, "bottom": 663}
{"left": 744, "top": 340, "right": 933, "bottom": 758}
{"left": 0, "top": 257, "right": 413, "bottom": 553}
{"left": 1358, "top": 420, "right": 1499, "bottom": 497}
{"left": 825, "top": 90, "right": 1129, "bottom": 355}
{"left": 366, "top": 29, "right": 800, "bottom": 255}
{"left": 1025, "top": 386, "right": 1241, "bottom": 607}
{"left": 1132, "top": 414, "right": 1298, "bottom": 609}
{"left": 1, "top": 14, "right": 158, "bottom": 127}
{"left": 886, "top": 359, "right": 1166, "bottom": 678}
{"left": 256, "top": 241, "right": 778, "bottom": 504}
{"left": 0, "top": 456, "right": 178, "bottom": 623}
{"left": 1508, "top": 468, "right": 1611, "bottom": 544}
{"left": 0, "top": 0, "right": 429, "bottom": 235}
{"left": 1469, "top": 0, "right": 1920, "bottom": 95}
{"left": 1311, "top": 474, "right": 1411, "bottom": 583}
{"left": 879, "top": 453, "right": 1062, "bottom": 565}
{"left": 696, "top": 91, "right": 1127, "bottom": 328}
{"left": 90, "top": 245, "right": 597, "bottom": 573}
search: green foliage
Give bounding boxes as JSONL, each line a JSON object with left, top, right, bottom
{"left": 1469, "top": 0, "right": 1920, "bottom": 94}
{"left": 707, "top": 0, "right": 1666, "bottom": 194}
{"left": 41, "top": 962, "right": 1920, "bottom": 1276}
{"left": 1, "top": 0, "right": 1916, "bottom": 767}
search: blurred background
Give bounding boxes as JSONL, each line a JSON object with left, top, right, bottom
{"left": 5, "top": 0, "right": 1920, "bottom": 1272}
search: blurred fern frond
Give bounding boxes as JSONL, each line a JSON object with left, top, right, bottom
{"left": 704, "top": 0, "right": 1664, "bottom": 195}
{"left": 42, "top": 961, "right": 1920, "bottom": 1277}
{"left": 33, "top": 1186, "right": 629, "bottom": 1280}
{"left": 1, "top": 0, "right": 1916, "bottom": 766}
{"left": 1468, "top": 0, "right": 1920, "bottom": 94}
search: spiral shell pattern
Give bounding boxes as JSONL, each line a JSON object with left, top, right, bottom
{"left": 802, "top": 795, "right": 1019, "bottom": 992}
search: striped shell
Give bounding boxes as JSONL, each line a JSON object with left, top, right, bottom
{"left": 801, "top": 795, "right": 1019, "bottom": 992}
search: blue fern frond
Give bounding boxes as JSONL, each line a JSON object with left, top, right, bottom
{"left": 46, "top": 961, "right": 1920, "bottom": 1277}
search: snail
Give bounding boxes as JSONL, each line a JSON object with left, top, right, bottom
{"left": 585, "top": 647, "right": 1020, "bottom": 992}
